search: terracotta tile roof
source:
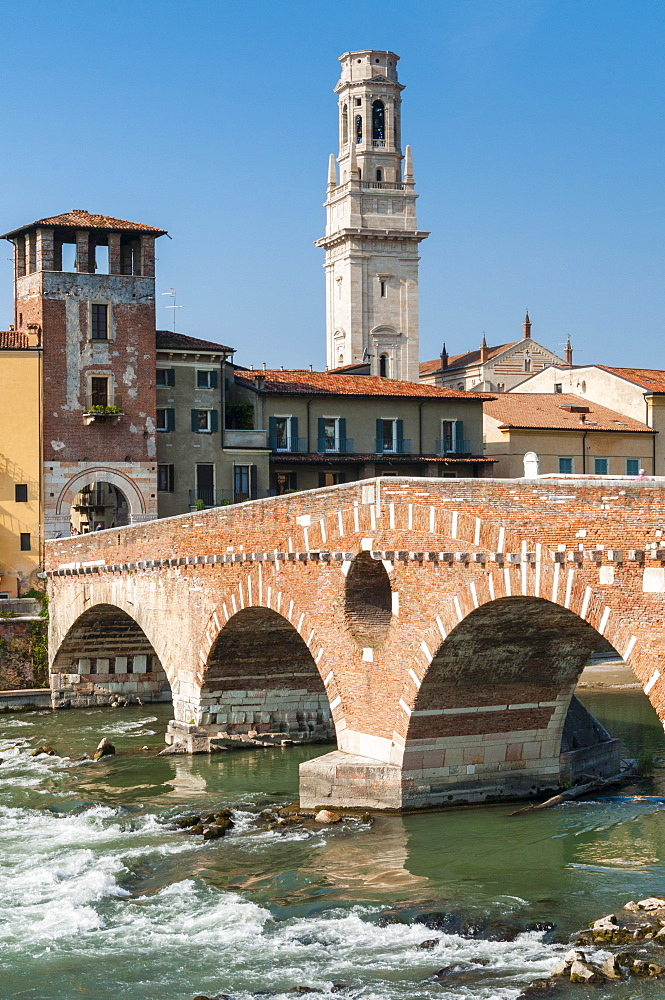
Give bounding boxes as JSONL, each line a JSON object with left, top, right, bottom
{"left": 238, "top": 369, "right": 493, "bottom": 400}
{"left": 597, "top": 366, "right": 665, "bottom": 393}
{"left": 1, "top": 210, "right": 166, "bottom": 239}
{"left": 484, "top": 393, "right": 654, "bottom": 433}
{"left": 156, "top": 330, "right": 234, "bottom": 353}
{"left": 0, "top": 330, "right": 30, "bottom": 349}
{"left": 271, "top": 453, "right": 496, "bottom": 464}
{"left": 420, "top": 342, "right": 517, "bottom": 377}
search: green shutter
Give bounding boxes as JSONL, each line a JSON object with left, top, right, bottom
{"left": 191, "top": 409, "right": 198, "bottom": 432}
{"left": 396, "top": 419, "right": 404, "bottom": 449}
{"left": 455, "top": 420, "right": 464, "bottom": 451}
{"left": 250, "top": 465, "right": 258, "bottom": 500}
{"left": 210, "top": 409, "right": 218, "bottom": 432}
{"left": 317, "top": 417, "right": 326, "bottom": 452}
{"left": 167, "top": 408, "right": 175, "bottom": 432}
{"left": 168, "top": 368, "right": 175, "bottom": 387}
{"left": 209, "top": 369, "right": 218, "bottom": 389}
{"left": 290, "top": 416, "right": 298, "bottom": 443}
{"left": 376, "top": 418, "right": 383, "bottom": 452}
{"left": 269, "top": 415, "right": 278, "bottom": 448}
{"left": 338, "top": 417, "right": 346, "bottom": 449}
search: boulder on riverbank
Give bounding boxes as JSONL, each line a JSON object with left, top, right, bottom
{"left": 93, "top": 738, "right": 115, "bottom": 760}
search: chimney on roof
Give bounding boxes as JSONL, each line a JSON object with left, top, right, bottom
{"left": 479, "top": 333, "right": 488, "bottom": 364}
{"left": 565, "top": 336, "right": 573, "bottom": 367}
{"left": 440, "top": 342, "right": 448, "bottom": 370}
{"left": 523, "top": 310, "right": 531, "bottom": 339}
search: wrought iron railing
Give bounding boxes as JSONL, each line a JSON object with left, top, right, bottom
{"left": 188, "top": 489, "right": 233, "bottom": 509}
{"left": 435, "top": 439, "right": 471, "bottom": 456}
{"left": 269, "top": 436, "right": 307, "bottom": 453}
{"left": 375, "top": 438, "right": 411, "bottom": 454}
{"left": 316, "top": 438, "right": 355, "bottom": 454}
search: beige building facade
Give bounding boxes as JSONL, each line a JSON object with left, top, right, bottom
{"left": 317, "top": 51, "right": 428, "bottom": 382}
{"left": 483, "top": 393, "right": 655, "bottom": 478}
{"left": 513, "top": 364, "right": 665, "bottom": 475}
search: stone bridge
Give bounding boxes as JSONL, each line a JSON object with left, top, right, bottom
{"left": 44, "top": 477, "right": 665, "bottom": 809}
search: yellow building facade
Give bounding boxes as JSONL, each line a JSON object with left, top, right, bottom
{"left": 0, "top": 331, "right": 42, "bottom": 597}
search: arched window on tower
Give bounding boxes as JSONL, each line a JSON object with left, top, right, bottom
{"left": 379, "top": 354, "right": 388, "bottom": 377}
{"left": 376, "top": 168, "right": 382, "bottom": 182}
{"left": 393, "top": 99, "right": 400, "bottom": 150}
{"left": 355, "top": 115, "right": 362, "bottom": 144}
{"left": 372, "top": 101, "right": 385, "bottom": 146}
{"left": 341, "top": 104, "right": 348, "bottom": 146}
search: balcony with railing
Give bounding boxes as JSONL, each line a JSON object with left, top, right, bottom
{"left": 362, "top": 181, "right": 405, "bottom": 191}
{"left": 188, "top": 489, "right": 233, "bottom": 509}
{"left": 375, "top": 438, "right": 411, "bottom": 455}
{"left": 317, "top": 438, "right": 355, "bottom": 455}
{"left": 269, "top": 436, "right": 307, "bottom": 454}
{"left": 435, "top": 438, "right": 471, "bottom": 456}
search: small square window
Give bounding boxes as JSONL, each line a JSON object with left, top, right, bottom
{"left": 20, "top": 532, "right": 31, "bottom": 551}
{"left": 626, "top": 459, "right": 640, "bottom": 476}
{"left": 157, "top": 408, "right": 174, "bottom": 432}
{"left": 15, "top": 484, "right": 28, "bottom": 502}
{"left": 554, "top": 383, "right": 563, "bottom": 393}
{"left": 91, "top": 303, "right": 109, "bottom": 340}
{"left": 156, "top": 368, "right": 175, "bottom": 387}
{"left": 594, "top": 458, "right": 608, "bottom": 475}
{"left": 196, "top": 369, "right": 217, "bottom": 389}
{"left": 158, "top": 464, "right": 174, "bottom": 491}
{"left": 559, "top": 457, "right": 573, "bottom": 474}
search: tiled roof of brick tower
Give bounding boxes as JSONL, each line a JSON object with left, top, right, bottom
{"left": 238, "top": 369, "right": 493, "bottom": 399}
{"left": 484, "top": 393, "right": 654, "bottom": 433}
{"left": 420, "top": 342, "right": 517, "bottom": 376}
{"left": 156, "top": 330, "right": 234, "bottom": 353}
{"left": 597, "top": 366, "right": 665, "bottom": 393}
{"left": 0, "top": 330, "right": 30, "bottom": 349}
{"left": 1, "top": 210, "right": 167, "bottom": 239}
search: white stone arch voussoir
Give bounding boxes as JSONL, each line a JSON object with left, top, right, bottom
{"left": 56, "top": 466, "right": 147, "bottom": 519}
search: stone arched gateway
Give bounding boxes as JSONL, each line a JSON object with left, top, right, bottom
{"left": 51, "top": 466, "right": 151, "bottom": 538}
{"left": 45, "top": 476, "right": 665, "bottom": 810}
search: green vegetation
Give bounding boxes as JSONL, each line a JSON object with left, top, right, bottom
{"left": 88, "top": 404, "right": 123, "bottom": 415}
{"left": 225, "top": 401, "right": 254, "bottom": 430}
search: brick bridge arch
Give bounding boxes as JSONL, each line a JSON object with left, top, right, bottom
{"left": 45, "top": 477, "right": 665, "bottom": 809}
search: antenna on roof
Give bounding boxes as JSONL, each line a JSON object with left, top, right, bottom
{"left": 162, "top": 288, "right": 182, "bottom": 334}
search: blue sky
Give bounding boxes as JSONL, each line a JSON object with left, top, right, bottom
{"left": 0, "top": 1, "right": 662, "bottom": 369}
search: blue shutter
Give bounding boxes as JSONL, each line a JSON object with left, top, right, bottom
{"left": 166, "top": 408, "right": 175, "bottom": 432}
{"left": 290, "top": 416, "right": 298, "bottom": 451}
{"left": 338, "top": 417, "right": 346, "bottom": 451}
{"left": 210, "top": 409, "right": 218, "bottom": 432}
{"left": 317, "top": 417, "right": 326, "bottom": 452}
{"left": 396, "top": 419, "right": 404, "bottom": 452}
{"left": 269, "top": 415, "right": 278, "bottom": 449}
{"left": 191, "top": 409, "right": 198, "bottom": 432}
{"left": 376, "top": 418, "right": 383, "bottom": 453}
{"left": 209, "top": 369, "right": 218, "bottom": 389}
{"left": 454, "top": 419, "right": 464, "bottom": 453}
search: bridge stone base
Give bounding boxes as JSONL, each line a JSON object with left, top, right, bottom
{"left": 300, "top": 737, "right": 621, "bottom": 811}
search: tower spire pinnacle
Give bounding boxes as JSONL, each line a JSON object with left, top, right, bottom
{"left": 404, "top": 144, "right": 414, "bottom": 182}
{"left": 523, "top": 310, "right": 531, "bottom": 339}
{"left": 327, "top": 154, "right": 337, "bottom": 190}
{"left": 565, "top": 335, "right": 573, "bottom": 366}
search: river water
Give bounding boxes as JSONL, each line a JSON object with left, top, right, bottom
{"left": 2, "top": 689, "right": 665, "bottom": 1000}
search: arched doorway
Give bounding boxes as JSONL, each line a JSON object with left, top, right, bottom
{"left": 402, "top": 596, "right": 622, "bottom": 803}
{"left": 51, "top": 604, "right": 171, "bottom": 708}
{"left": 70, "top": 480, "right": 129, "bottom": 533}
{"left": 199, "top": 607, "right": 334, "bottom": 742}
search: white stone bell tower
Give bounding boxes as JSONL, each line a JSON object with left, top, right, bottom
{"left": 316, "top": 50, "right": 428, "bottom": 381}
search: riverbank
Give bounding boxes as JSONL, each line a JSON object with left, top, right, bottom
{"left": 578, "top": 658, "right": 639, "bottom": 690}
